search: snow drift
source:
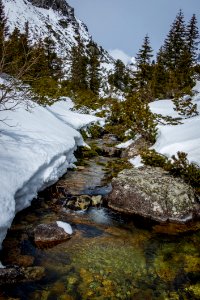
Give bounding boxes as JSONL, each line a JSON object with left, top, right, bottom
{"left": 130, "top": 82, "right": 200, "bottom": 168}
{"left": 150, "top": 82, "right": 200, "bottom": 166}
{"left": 0, "top": 97, "right": 100, "bottom": 252}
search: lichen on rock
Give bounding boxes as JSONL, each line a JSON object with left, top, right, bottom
{"left": 108, "top": 166, "right": 199, "bottom": 224}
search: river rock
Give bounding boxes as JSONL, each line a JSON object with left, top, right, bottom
{"left": 34, "top": 223, "right": 71, "bottom": 248}
{"left": 108, "top": 166, "right": 199, "bottom": 224}
{"left": 121, "top": 137, "right": 149, "bottom": 159}
{"left": 91, "top": 195, "right": 102, "bottom": 206}
{"left": 66, "top": 195, "right": 91, "bottom": 210}
{"left": 101, "top": 145, "right": 121, "bottom": 157}
{"left": 0, "top": 266, "right": 45, "bottom": 285}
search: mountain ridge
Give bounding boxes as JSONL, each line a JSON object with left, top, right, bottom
{"left": 3, "top": 0, "right": 115, "bottom": 77}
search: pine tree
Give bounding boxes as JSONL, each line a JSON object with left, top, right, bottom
{"left": 0, "top": 0, "right": 8, "bottom": 64}
{"left": 87, "top": 41, "right": 100, "bottom": 95}
{"left": 151, "top": 47, "right": 168, "bottom": 98}
{"left": 110, "top": 59, "right": 130, "bottom": 91}
{"left": 163, "top": 10, "right": 186, "bottom": 70}
{"left": 70, "top": 36, "right": 88, "bottom": 91}
{"left": 125, "top": 91, "right": 157, "bottom": 143}
{"left": 135, "top": 35, "right": 153, "bottom": 88}
{"left": 43, "top": 36, "right": 63, "bottom": 80}
{"left": 186, "top": 14, "right": 199, "bottom": 65}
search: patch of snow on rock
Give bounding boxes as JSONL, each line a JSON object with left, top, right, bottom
{"left": 56, "top": 221, "right": 73, "bottom": 235}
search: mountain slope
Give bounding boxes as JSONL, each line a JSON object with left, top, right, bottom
{"left": 3, "top": 0, "right": 114, "bottom": 74}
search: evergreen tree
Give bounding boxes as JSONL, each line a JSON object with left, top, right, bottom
{"left": 87, "top": 41, "right": 100, "bottom": 95}
{"left": 109, "top": 59, "right": 130, "bottom": 91}
{"left": 70, "top": 36, "right": 88, "bottom": 91}
{"left": 186, "top": 14, "right": 199, "bottom": 65}
{"left": 151, "top": 47, "right": 168, "bottom": 98}
{"left": 0, "top": 0, "right": 8, "bottom": 64}
{"left": 125, "top": 91, "right": 157, "bottom": 143}
{"left": 43, "top": 36, "right": 63, "bottom": 80}
{"left": 135, "top": 35, "right": 153, "bottom": 88}
{"left": 163, "top": 10, "right": 186, "bottom": 69}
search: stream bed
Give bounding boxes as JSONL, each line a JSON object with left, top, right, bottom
{"left": 0, "top": 137, "right": 200, "bottom": 300}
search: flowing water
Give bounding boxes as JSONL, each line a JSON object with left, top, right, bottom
{"left": 0, "top": 138, "right": 200, "bottom": 300}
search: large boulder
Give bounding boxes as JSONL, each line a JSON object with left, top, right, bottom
{"left": 108, "top": 166, "right": 200, "bottom": 223}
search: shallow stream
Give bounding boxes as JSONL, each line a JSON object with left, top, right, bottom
{"left": 0, "top": 137, "right": 200, "bottom": 300}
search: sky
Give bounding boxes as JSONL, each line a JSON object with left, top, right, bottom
{"left": 67, "top": 0, "right": 200, "bottom": 63}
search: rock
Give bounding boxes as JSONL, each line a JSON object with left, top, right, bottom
{"left": 121, "top": 138, "right": 149, "bottom": 159}
{"left": 108, "top": 166, "right": 199, "bottom": 224}
{"left": 0, "top": 266, "right": 45, "bottom": 285}
{"left": 4, "top": 254, "right": 34, "bottom": 267}
{"left": 0, "top": 267, "right": 23, "bottom": 285}
{"left": 23, "top": 266, "right": 45, "bottom": 281}
{"left": 103, "top": 134, "right": 118, "bottom": 142}
{"left": 101, "top": 145, "right": 121, "bottom": 157}
{"left": 66, "top": 195, "right": 103, "bottom": 210}
{"left": 76, "top": 166, "right": 85, "bottom": 171}
{"left": 27, "top": 0, "right": 75, "bottom": 17}
{"left": 34, "top": 223, "right": 71, "bottom": 248}
{"left": 66, "top": 195, "right": 91, "bottom": 210}
{"left": 91, "top": 195, "right": 102, "bottom": 206}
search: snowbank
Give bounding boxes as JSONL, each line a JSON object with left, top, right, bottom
{"left": 130, "top": 82, "right": 200, "bottom": 168}
{"left": 0, "top": 98, "right": 100, "bottom": 252}
{"left": 48, "top": 99, "right": 105, "bottom": 129}
{"left": 149, "top": 83, "right": 200, "bottom": 166}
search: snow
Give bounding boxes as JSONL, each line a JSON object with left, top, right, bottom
{"left": 150, "top": 99, "right": 181, "bottom": 118}
{"left": 129, "top": 156, "right": 143, "bottom": 168}
{"left": 48, "top": 100, "right": 104, "bottom": 130}
{"left": 56, "top": 221, "right": 73, "bottom": 235}
{"left": 150, "top": 83, "right": 200, "bottom": 166}
{"left": 0, "top": 96, "right": 100, "bottom": 254}
{"left": 116, "top": 139, "right": 134, "bottom": 149}
{"left": 109, "top": 49, "right": 131, "bottom": 65}
{"left": 130, "top": 82, "right": 200, "bottom": 168}
{"left": 3, "top": 0, "right": 114, "bottom": 79}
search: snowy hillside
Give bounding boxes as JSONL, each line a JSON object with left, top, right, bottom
{"left": 0, "top": 93, "right": 101, "bottom": 253}
{"left": 3, "top": 0, "right": 114, "bottom": 74}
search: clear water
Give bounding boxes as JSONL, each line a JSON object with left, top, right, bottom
{"left": 0, "top": 140, "right": 200, "bottom": 300}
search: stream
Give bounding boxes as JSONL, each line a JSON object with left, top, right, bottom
{"left": 0, "top": 136, "right": 200, "bottom": 300}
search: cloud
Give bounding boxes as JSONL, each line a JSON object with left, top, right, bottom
{"left": 109, "top": 49, "right": 131, "bottom": 65}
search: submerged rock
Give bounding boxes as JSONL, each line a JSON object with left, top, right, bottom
{"left": 66, "top": 195, "right": 102, "bottom": 211}
{"left": 108, "top": 166, "right": 199, "bottom": 224}
{"left": 66, "top": 195, "right": 91, "bottom": 210}
{"left": 0, "top": 266, "right": 45, "bottom": 285}
{"left": 34, "top": 223, "right": 71, "bottom": 248}
{"left": 91, "top": 195, "right": 102, "bottom": 206}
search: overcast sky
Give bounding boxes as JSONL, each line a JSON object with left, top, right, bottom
{"left": 67, "top": 0, "right": 200, "bottom": 63}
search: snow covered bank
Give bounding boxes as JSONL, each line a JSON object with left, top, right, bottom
{"left": 0, "top": 98, "right": 100, "bottom": 252}
{"left": 150, "top": 84, "right": 200, "bottom": 166}
{"left": 130, "top": 82, "right": 200, "bottom": 168}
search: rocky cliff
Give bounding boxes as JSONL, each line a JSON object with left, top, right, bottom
{"left": 3, "top": 0, "right": 114, "bottom": 76}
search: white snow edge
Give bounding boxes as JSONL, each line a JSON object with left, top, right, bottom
{"left": 56, "top": 221, "right": 73, "bottom": 235}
